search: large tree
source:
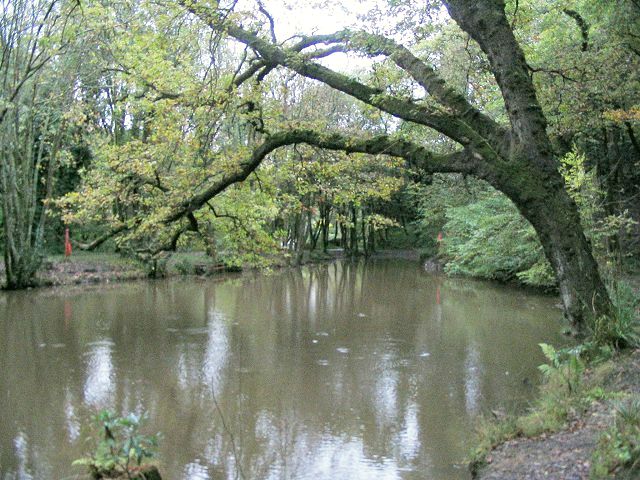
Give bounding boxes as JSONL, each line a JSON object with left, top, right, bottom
{"left": 167, "top": 0, "right": 612, "bottom": 328}
{"left": 57, "top": 0, "right": 616, "bottom": 330}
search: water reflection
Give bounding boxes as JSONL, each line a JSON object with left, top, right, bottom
{"left": 464, "top": 342, "right": 481, "bottom": 415}
{"left": 83, "top": 340, "right": 115, "bottom": 408}
{"left": 0, "top": 259, "right": 567, "bottom": 479}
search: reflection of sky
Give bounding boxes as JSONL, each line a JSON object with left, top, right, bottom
{"left": 183, "top": 460, "right": 210, "bottom": 480}
{"left": 64, "top": 388, "right": 80, "bottom": 442}
{"left": 251, "top": 411, "right": 407, "bottom": 480}
{"left": 464, "top": 342, "right": 481, "bottom": 415}
{"left": 83, "top": 340, "right": 115, "bottom": 408}
{"left": 375, "top": 356, "right": 399, "bottom": 426}
{"left": 203, "top": 311, "right": 229, "bottom": 394}
{"left": 398, "top": 402, "right": 420, "bottom": 461}
{"left": 172, "top": 310, "right": 229, "bottom": 393}
{"left": 301, "top": 439, "right": 401, "bottom": 480}
{"left": 308, "top": 279, "right": 317, "bottom": 326}
{"left": 13, "top": 432, "right": 34, "bottom": 480}
{"left": 176, "top": 349, "right": 196, "bottom": 390}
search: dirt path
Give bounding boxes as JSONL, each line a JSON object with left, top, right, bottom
{"left": 475, "top": 350, "right": 640, "bottom": 479}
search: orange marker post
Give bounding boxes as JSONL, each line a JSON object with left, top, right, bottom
{"left": 64, "top": 227, "right": 72, "bottom": 257}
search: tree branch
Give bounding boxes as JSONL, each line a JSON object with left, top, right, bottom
{"left": 74, "top": 225, "right": 129, "bottom": 250}
{"left": 179, "top": 1, "right": 493, "bottom": 154}
{"left": 343, "top": 30, "right": 505, "bottom": 145}
{"left": 563, "top": 9, "right": 589, "bottom": 52}
{"left": 163, "top": 128, "right": 480, "bottom": 224}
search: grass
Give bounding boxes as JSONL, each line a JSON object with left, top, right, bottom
{"left": 469, "top": 367, "right": 601, "bottom": 474}
{"left": 163, "top": 251, "right": 242, "bottom": 276}
{"left": 46, "top": 251, "right": 143, "bottom": 268}
{"left": 45, "top": 251, "right": 237, "bottom": 275}
{"left": 591, "top": 395, "right": 640, "bottom": 479}
{"left": 589, "top": 281, "right": 640, "bottom": 349}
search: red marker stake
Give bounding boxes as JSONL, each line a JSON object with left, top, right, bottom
{"left": 64, "top": 227, "right": 72, "bottom": 257}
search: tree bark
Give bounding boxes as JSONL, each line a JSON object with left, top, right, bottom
{"left": 444, "top": 0, "right": 613, "bottom": 325}
{"left": 514, "top": 177, "right": 612, "bottom": 325}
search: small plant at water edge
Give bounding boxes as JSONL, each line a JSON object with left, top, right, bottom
{"left": 590, "top": 281, "right": 640, "bottom": 350}
{"left": 73, "top": 410, "right": 161, "bottom": 479}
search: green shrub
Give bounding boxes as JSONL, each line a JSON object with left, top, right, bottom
{"left": 592, "top": 396, "right": 640, "bottom": 479}
{"left": 538, "top": 343, "right": 585, "bottom": 396}
{"left": 516, "top": 260, "right": 556, "bottom": 289}
{"left": 173, "top": 257, "right": 195, "bottom": 275}
{"left": 442, "top": 193, "right": 554, "bottom": 287}
{"left": 590, "top": 281, "right": 640, "bottom": 349}
{"left": 73, "top": 411, "right": 160, "bottom": 479}
{"left": 560, "top": 149, "right": 637, "bottom": 271}
{"left": 470, "top": 416, "right": 519, "bottom": 474}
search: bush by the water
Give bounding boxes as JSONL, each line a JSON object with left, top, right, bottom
{"left": 441, "top": 192, "right": 555, "bottom": 288}
{"left": 73, "top": 411, "right": 160, "bottom": 479}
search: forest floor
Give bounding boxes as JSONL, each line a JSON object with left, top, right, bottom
{"left": 473, "top": 348, "right": 640, "bottom": 480}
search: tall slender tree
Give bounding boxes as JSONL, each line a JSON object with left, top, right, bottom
{"left": 0, "top": 0, "right": 79, "bottom": 288}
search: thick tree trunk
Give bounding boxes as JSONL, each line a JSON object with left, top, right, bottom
{"left": 444, "top": 0, "right": 613, "bottom": 327}
{"left": 350, "top": 206, "right": 358, "bottom": 255}
{"left": 361, "top": 208, "right": 368, "bottom": 257}
{"left": 320, "top": 204, "right": 330, "bottom": 253}
{"left": 516, "top": 184, "right": 612, "bottom": 325}
{"left": 369, "top": 222, "right": 376, "bottom": 253}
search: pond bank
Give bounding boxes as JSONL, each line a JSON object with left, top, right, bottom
{"left": 472, "top": 348, "right": 640, "bottom": 480}
{"left": 0, "top": 249, "right": 421, "bottom": 290}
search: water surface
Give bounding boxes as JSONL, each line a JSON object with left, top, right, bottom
{"left": 0, "top": 259, "right": 566, "bottom": 479}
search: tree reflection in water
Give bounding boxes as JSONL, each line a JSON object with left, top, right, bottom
{"left": 0, "top": 259, "right": 566, "bottom": 479}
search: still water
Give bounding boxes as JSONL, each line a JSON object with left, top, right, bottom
{"left": 0, "top": 259, "right": 566, "bottom": 480}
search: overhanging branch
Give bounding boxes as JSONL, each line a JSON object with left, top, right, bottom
{"left": 163, "top": 128, "right": 480, "bottom": 224}
{"left": 180, "top": 1, "right": 485, "bottom": 150}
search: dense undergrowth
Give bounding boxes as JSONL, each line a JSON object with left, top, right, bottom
{"left": 410, "top": 149, "right": 638, "bottom": 290}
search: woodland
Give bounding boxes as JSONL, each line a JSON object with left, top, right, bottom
{"left": 1, "top": 0, "right": 639, "bottom": 332}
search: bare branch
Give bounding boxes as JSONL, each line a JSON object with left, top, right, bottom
{"left": 74, "top": 225, "right": 129, "bottom": 250}
{"left": 180, "top": 2, "right": 492, "bottom": 152}
{"left": 256, "top": 0, "right": 276, "bottom": 43}
{"left": 342, "top": 30, "right": 504, "bottom": 144}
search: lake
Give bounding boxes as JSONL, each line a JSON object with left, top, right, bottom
{"left": 0, "top": 258, "right": 566, "bottom": 479}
